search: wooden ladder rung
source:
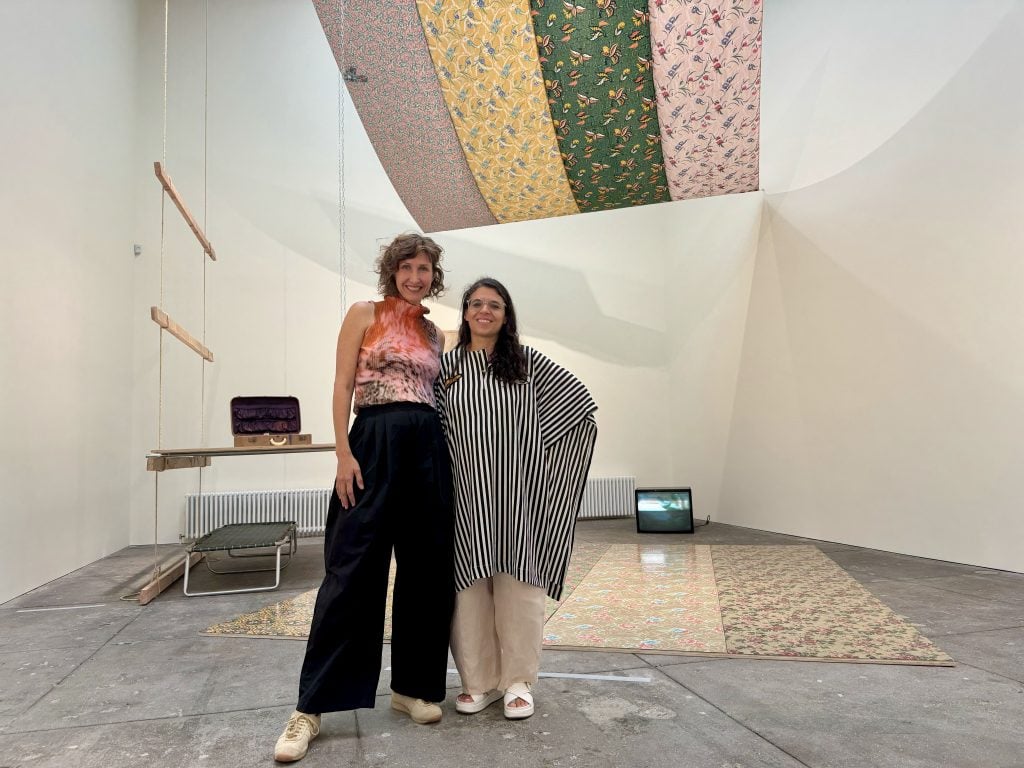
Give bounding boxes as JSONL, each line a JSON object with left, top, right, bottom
{"left": 151, "top": 306, "right": 214, "bottom": 362}
{"left": 153, "top": 161, "right": 216, "bottom": 261}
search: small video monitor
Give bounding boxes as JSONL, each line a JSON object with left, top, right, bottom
{"left": 635, "top": 488, "right": 694, "bottom": 533}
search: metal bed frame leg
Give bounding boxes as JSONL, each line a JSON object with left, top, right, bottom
{"left": 182, "top": 525, "right": 296, "bottom": 598}
{"left": 183, "top": 544, "right": 285, "bottom": 597}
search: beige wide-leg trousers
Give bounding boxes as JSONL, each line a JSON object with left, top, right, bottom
{"left": 450, "top": 573, "right": 547, "bottom": 694}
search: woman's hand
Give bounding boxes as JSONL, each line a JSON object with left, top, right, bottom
{"left": 331, "top": 302, "right": 373, "bottom": 510}
{"left": 335, "top": 454, "right": 364, "bottom": 509}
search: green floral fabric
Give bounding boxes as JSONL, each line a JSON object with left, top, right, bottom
{"left": 531, "top": 0, "right": 671, "bottom": 211}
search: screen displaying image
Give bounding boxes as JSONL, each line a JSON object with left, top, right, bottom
{"left": 635, "top": 488, "right": 694, "bottom": 533}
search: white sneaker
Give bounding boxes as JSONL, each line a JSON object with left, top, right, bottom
{"left": 274, "top": 710, "right": 321, "bottom": 762}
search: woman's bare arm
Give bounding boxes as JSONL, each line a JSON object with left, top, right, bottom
{"left": 333, "top": 301, "right": 375, "bottom": 508}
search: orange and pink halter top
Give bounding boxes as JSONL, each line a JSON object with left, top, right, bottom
{"left": 353, "top": 296, "right": 443, "bottom": 412}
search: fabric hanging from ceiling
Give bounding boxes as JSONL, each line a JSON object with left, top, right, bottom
{"left": 415, "top": 0, "right": 579, "bottom": 224}
{"left": 649, "top": 1, "right": 762, "bottom": 200}
{"left": 312, "top": 0, "right": 497, "bottom": 233}
{"left": 531, "top": 0, "right": 671, "bottom": 212}
{"left": 311, "top": 0, "right": 764, "bottom": 231}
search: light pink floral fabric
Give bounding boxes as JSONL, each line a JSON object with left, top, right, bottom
{"left": 649, "top": 1, "right": 762, "bottom": 200}
{"left": 312, "top": 0, "right": 497, "bottom": 233}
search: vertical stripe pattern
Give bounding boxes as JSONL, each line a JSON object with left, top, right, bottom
{"left": 437, "top": 347, "right": 598, "bottom": 600}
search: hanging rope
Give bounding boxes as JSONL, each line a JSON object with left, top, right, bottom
{"left": 124, "top": 0, "right": 173, "bottom": 603}
{"left": 338, "top": 69, "right": 346, "bottom": 318}
{"left": 198, "top": 0, "right": 210, "bottom": 518}
{"left": 339, "top": 0, "right": 347, "bottom": 317}
{"left": 153, "top": 0, "right": 171, "bottom": 579}
{"left": 143, "top": 0, "right": 212, "bottom": 593}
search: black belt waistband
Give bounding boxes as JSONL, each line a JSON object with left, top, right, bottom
{"left": 356, "top": 401, "right": 435, "bottom": 416}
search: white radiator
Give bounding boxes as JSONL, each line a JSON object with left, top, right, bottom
{"left": 577, "top": 476, "right": 636, "bottom": 520}
{"left": 185, "top": 476, "right": 635, "bottom": 538}
{"left": 184, "top": 488, "right": 330, "bottom": 539}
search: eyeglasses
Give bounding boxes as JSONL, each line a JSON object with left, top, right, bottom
{"left": 466, "top": 299, "right": 505, "bottom": 312}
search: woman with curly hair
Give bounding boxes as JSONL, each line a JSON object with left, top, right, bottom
{"left": 275, "top": 233, "right": 454, "bottom": 762}
{"left": 436, "top": 277, "right": 597, "bottom": 721}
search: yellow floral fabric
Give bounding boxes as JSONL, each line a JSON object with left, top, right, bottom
{"left": 416, "top": 0, "right": 579, "bottom": 223}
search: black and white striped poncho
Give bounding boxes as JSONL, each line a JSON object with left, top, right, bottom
{"left": 436, "top": 346, "right": 598, "bottom": 601}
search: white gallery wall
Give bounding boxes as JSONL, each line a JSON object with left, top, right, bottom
{"left": 3, "top": 0, "right": 1022, "bottom": 604}
{"left": 0, "top": 1, "right": 140, "bottom": 603}
{"left": 129, "top": 0, "right": 345, "bottom": 546}
{"left": 126, "top": 0, "right": 754, "bottom": 545}
{"left": 722, "top": 1, "right": 1024, "bottom": 571}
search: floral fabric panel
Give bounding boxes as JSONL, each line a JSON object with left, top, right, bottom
{"left": 713, "top": 546, "right": 953, "bottom": 662}
{"left": 531, "top": 0, "right": 671, "bottom": 211}
{"left": 415, "top": 0, "right": 579, "bottom": 223}
{"left": 543, "top": 543, "right": 726, "bottom": 652}
{"left": 649, "top": 0, "right": 762, "bottom": 200}
{"left": 312, "top": 0, "right": 497, "bottom": 232}
{"left": 207, "top": 543, "right": 951, "bottom": 664}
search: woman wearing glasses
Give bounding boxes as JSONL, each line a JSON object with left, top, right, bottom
{"left": 436, "top": 277, "right": 597, "bottom": 720}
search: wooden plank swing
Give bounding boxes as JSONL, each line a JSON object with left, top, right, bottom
{"left": 153, "top": 161, "right": 216, "bottom": 260}
{"left": 150, "top": 306, "right": 214, "bottom": 362}
{"left": 139, "top": 154, "right": 217, "bottom": 604}
{"left": 139, "top": 23, "right": 221, "bottom": 601}
{"left": 138, "top": 2, "right": 350, "bottom": 606}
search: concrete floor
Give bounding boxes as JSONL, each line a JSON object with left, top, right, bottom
{"left": 1, "top": 519, "right": 1022, "bottom": 768}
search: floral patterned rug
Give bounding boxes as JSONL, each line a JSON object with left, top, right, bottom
{"left": 202, "top": 543, "right": 953, "bottom": 666}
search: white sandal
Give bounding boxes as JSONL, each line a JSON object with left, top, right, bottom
{"left": 455, "top": 689, "right": 503, "bottom": 714}
{"left": 503, "top": 682, "right": 534, "bottom": 720}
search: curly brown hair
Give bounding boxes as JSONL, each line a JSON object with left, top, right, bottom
{"left": 376, "top": 233, "right": 446, "bottom": 299}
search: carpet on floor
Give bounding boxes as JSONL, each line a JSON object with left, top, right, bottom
{"left": 202, "top": 543, "right": 953, "bottom": 666}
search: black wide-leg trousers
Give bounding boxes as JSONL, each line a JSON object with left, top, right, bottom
{"left": 297, "top": 402, "right": 454, "bottom": 714}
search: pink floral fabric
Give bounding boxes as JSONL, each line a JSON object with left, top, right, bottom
{"left": 649, "top": 0, "right": 762, "bottom": 200}
{"left": 312, "top": 0, "right": 497, "bottom": 233}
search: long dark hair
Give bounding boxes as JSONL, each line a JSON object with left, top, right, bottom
{"left": 458, "top": 277, "right": 528, "bottom": 383}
